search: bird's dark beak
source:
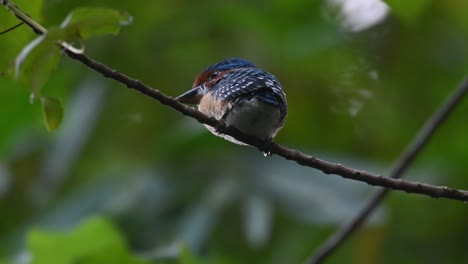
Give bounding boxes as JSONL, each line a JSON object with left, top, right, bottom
{"left": 175, "top": 85, "right": 204, "bottom": 104}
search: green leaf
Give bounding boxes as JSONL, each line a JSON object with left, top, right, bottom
{"left": 41, "top": 95, "right": 63, "bottom": 131}
{"left": 15, "top": 28, "right": 62, "bottom": 95}
{"left": 27, "top": 216, "right": 150, "bottom": 264}
{"left": 0, "top": 0, "right": 45, "bottom": 72}
{"left": 13, "top": 7, "right": 130, "bottom": 95}
{"left": 61, "top": 7, "right": 132, "bottom": 40}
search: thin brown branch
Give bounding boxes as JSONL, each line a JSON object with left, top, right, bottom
{"left": 3, "top": 1, "right": 468, "bottom": 203}
{"left": 305, "top": 77, "right": 468, "bottom": 264}
{"left": 63, "top": 50, "right": 468, "bottom": 201}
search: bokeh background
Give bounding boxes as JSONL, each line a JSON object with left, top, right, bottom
{"left": 1, "top": 0, "right": 467, "bottom": 263}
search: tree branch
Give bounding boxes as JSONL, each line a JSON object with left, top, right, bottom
{"left": 3, "top": 1, "right": 468, "bottom": 203}
{"left": 62, "top": 50, "right": 468, "bottom": 201}
{"left": 305, "top": 77, "right": 468, "bottom": 263}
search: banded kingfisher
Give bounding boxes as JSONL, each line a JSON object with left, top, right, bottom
{"left": 176, "top": 58, "right": 287, "bottom": 145}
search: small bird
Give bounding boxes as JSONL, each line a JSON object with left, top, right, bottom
{"left": 176, "top": 58, "right": 287, "bottom": 145}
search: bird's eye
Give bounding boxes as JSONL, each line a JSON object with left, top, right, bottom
{"left": 209, "top": 71, "right": 220, "bottom": 80}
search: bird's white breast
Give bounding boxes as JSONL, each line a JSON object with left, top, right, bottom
{"left": 226, "top": 98, "right": 282, "bottom": 138}
{"left": 201, "top": 98, "right": 282, "bottom": 145}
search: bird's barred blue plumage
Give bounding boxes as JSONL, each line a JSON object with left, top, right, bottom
{"left": 176, "top": 58, "right": 287, "bottom": 145}
{"left": 205, "top": 58, "right": 255, "bottom": 72}
{"left": 210, "top": 67, "right": 286, "bottom": 112}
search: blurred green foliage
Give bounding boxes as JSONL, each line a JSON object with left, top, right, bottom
{"left": 27, "top": 217, "right": 150, "bottom": 264}
{"left": 0, "top": 1, "right": 467, "bottom": 264}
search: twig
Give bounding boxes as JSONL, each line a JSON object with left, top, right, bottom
{"left": 305, "top": 77, "right": 468, "bottom": 264}
{"left": 2, "top": 1, "right": 468, "bottom": 202}
{"left": 0, "top": 22, "right": 23, "bottom": 35}
{"left": 1, "top": 0, "right": 47, "bottom": 34}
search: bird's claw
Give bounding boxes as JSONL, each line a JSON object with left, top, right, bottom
{"left": 215, "top": 120, "right": 229, "bottom": 134}
{"left": 261, "top": 138, "right": 274, "bottom": 156}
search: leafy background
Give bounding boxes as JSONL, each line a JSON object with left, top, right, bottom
{"left": 1, "top": 0, "right": 467, "bottom": 263}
